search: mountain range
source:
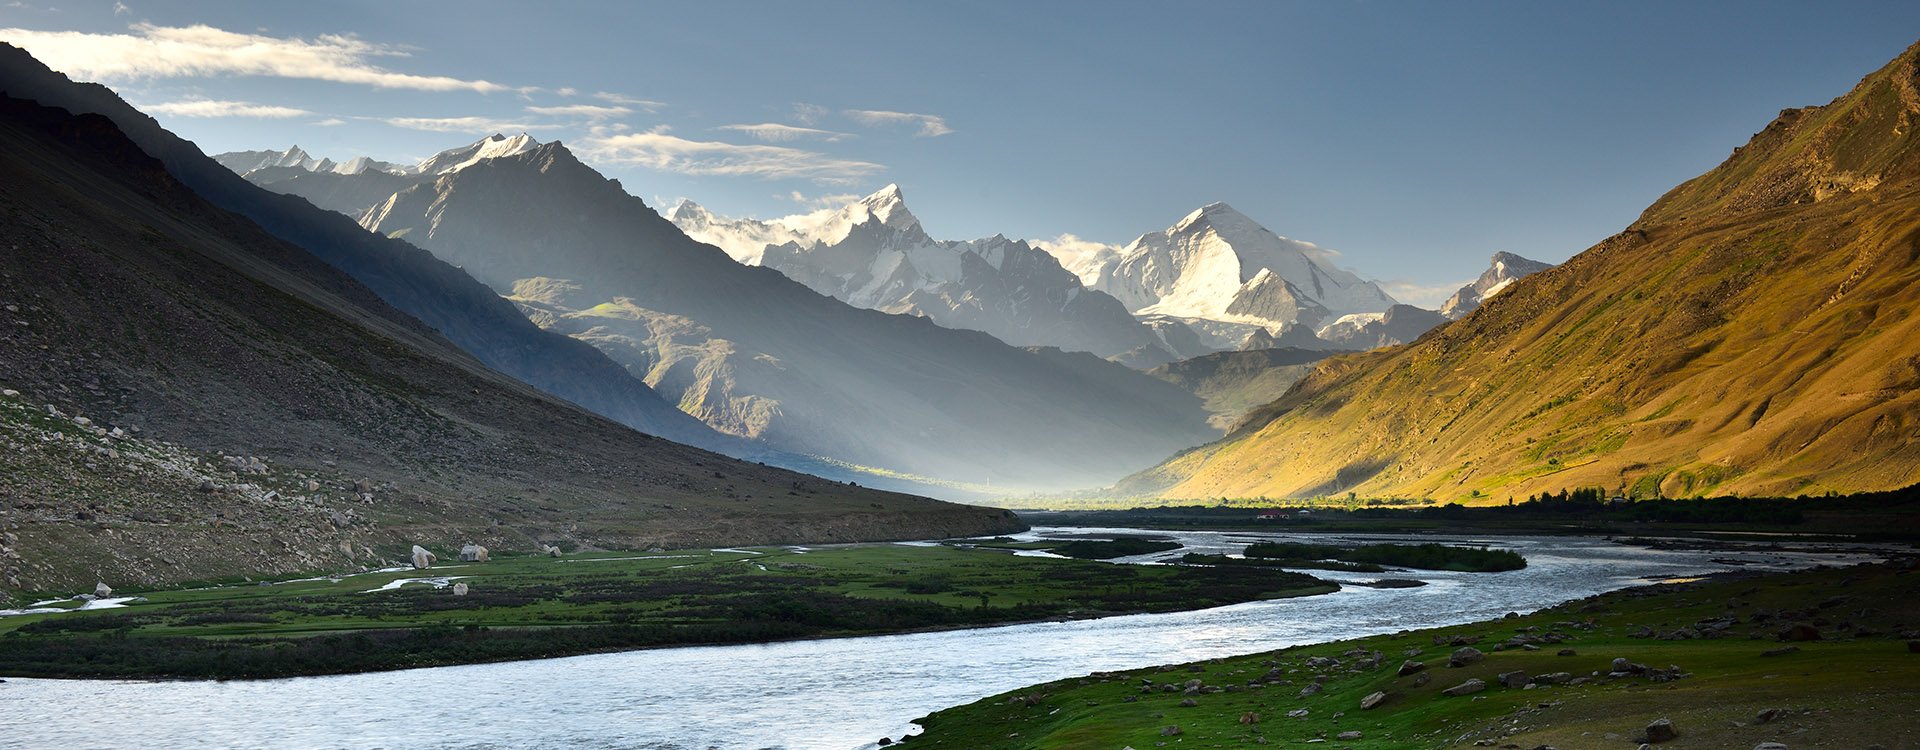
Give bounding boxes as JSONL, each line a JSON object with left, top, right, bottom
{"left": 1124, "top": 40, "right": 1920, "bottom": 502}
{"left": 351, "top": 142, "right": 1215, "bottom": 492}
{"left": 0, "top": 60, "right": 1019, "bottom": 591}
{"left": 671, "top": 190, "right": 1555, "bottom": 360}
{"left": 672, "top": 186, "right": 1199, "bottom": 365}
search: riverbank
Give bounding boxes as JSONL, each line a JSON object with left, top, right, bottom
{"left": 1013, "top": 490, "right": 1920, "bottom": 544}
{"left": 0, "top": 542, "right": 1335, "bottom": 679}
{"left": 908, "top": 557, "right": 1920, "bottom": 749}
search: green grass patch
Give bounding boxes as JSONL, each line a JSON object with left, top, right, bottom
{"left": 910, "top": 559, "right": 1920, "bottom": 749}
{"left": 0, "top": 544, "right": 1335, "bottom": 679}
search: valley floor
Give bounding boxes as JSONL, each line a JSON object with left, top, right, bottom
{"left": 0, "top": 542, "right": 1333, "bottom": 679}
{"left": 908, "top": 558, "right": 1920, "bottom": 749}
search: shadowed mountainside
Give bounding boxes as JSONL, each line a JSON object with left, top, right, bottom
{"left": 0, "top": 92, "right": 1019, "bottom": 594}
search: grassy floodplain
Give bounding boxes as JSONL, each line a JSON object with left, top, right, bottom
{"left": 910, "top": 559, "right": 1920, "bottom": 749}
{"left": 0, "top": 542, "right": 1334, "bottom": 679}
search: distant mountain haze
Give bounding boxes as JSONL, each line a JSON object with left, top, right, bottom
{"left": 353, "top": 140, "right": 1216, "bottom": 492}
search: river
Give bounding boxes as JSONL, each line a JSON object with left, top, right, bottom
{"left": 0, "top": 528, "right": 1883, "bottom": 750}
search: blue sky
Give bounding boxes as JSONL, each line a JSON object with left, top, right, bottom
{"left": 4, "top": 1, "right": 1919, "bottom": 304}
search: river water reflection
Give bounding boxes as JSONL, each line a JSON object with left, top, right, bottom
{"left": 0, "top": 528, "right": 1882, "bottom": 750}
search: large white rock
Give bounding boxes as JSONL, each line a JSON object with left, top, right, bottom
{"left": 410, "top": 545, "right": 436, "bottom": 570}
{"left": 451, "top": 582, "right": 469, "bottom": 596}
{"left": 93, "top": 582, "right": 113, "bottom": 598}
{"left": 459, "top": 544, "right": 489, "bottom": 562}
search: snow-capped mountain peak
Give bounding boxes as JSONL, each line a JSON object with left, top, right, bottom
{"left": 413, "top": 133, "right": 544, "bottom": 176}
{"left": 1439, "top": 251, "right": 1554, "bottom": 319}
{"left": 1091, "top": 202, "right": 1398, "bottom": 342}
{"left": 667, "top": 188, "right": 1182, "bottom": 362}
{"left": 858, "top": 183, "right": 919, "bottom": 231}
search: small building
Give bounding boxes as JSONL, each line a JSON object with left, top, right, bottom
{"left": 1255, "top": 510, "right": 1291, "bottom": 521}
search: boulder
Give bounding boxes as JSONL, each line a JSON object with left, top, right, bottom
{"left": 1397, "top": 659, "right": 1427, "bottom": 676}
{"left": 1449, "top": 646, "right": 1484, "bottom": 667}
{"left": 1359, "top": 691, "right": 1388, "bottom": 710}
{"left": 1753, "top": 743, "right": 1788, "bottom": 750}
{"left": 1411, "top": 672, "right": 1431, "bottom": 687}
{"left": 410, "top": 545, "right": 436, "bottom": 570}
{"left": 1337, "top": 731, "right": 1363, "bottom": 741}
{"left": 1159, "top": 726, "right": 1182, "bottom": 736}
{"left": 1441, "top": 678, "right": 1486, "bottom": 696}
{"left": 459, "top": 544, "right": 490, "bottom": 562}
{"left": 353, "top": 478, "right": 373, "bottom": 494}
{"left": 1498, "top": 670, "right": 1530, "bottom": 689}
{"left": 1779, "top": 623, "right": 1821, "bottom": 641}
{"left": 1238, "top": 712, "right": 1260, "bottom": 725}
{"left": 452, "top": 582, "right": 469, "bottom": 596}
{"left": 1644, "top": 718, "right": 1678, "bottom": 743}
{"left": 93, "top": 582, "right": 112, "bottom": 598}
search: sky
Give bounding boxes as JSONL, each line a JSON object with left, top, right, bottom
{"left": 3, "top": 1, "right": 1919, "bottom": 305}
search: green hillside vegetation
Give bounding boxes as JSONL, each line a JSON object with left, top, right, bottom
{"left": 1125, "top": 41, "right": 1920, "bottom": 503}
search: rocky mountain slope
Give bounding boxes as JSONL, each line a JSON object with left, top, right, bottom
{"left": 1440, "top": 252, "right": 1555, "bottom": 319}
{"left": 1315, "top": 304, "right": 1451, "bottom": 350}
{"left": 1146, "top": 348, "right": 1337, "bottom": 430}
{"left": 1085, "top": 203, "right": 1400, "bottom": 350}
{"left": 1125, "top": 40, "right": 1920, "bottom": 502}
{"left": 0, "top": 45, "right": 778, "bottom": 466}
{"left": 671, "top": 187, "right": 1191, "bottom": 363}
{"left": 0, "top": 92, "right": 1019, "bottom": 595}
{"left": 358, "top": 143, "right": 1214, "bottom": 492}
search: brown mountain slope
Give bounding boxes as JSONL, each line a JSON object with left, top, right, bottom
{"left": 1127, "top": 40, "right": 1920, "bottom": 503}
{"left": 0, "top": 94, "right": 1018, "bottom": 594}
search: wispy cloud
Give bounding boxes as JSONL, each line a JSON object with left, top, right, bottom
{"left": 844, "top": 109, "right": 953, "bottom": 137}
{"left": 579, "top": 132, "right": 883, "bottom": 183}
{"left": 592, "top": 91, "right": 665, "bottom": 111}
{"left": 780, "top": 190, "right": 862, "bottom": 210}
{"left": 524, "top": 103, "right": 629, "bottom": 120}
{"left": 1381, "top": 279, "right": 1470, "bottom": 309}
{"left": 716, "top": 123, "right": 849, "bottom": 142}
{"left": 313, "top": 117, "right": 346, "bottom": 126}
{"left": 0, "top": 23, "right": 512, "bottom": 92}
{"left": 112, "top": 1, "right": 129, "bottom": 15}
{"left": 383, "top": 115, "right": 535, "bottom": 134}
{"left": 791, "top": 102, "right": 827, "bottom": 125}
{"left": 141, "top": 98, "right": 311, "bottom": 118}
